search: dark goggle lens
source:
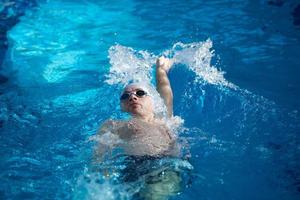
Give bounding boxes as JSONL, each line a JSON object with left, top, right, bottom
{"left": 120, "top": 93, "right": 130, "bottom": 100}
{"left": 136, "top": 90, "right": 146, "bottom": 97}
{"left": 120, "top": 90, "right": 147, "bottom": 100}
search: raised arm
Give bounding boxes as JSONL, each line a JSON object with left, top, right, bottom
{"left": 156, "top": 57, "right": 174, "bottom": 117}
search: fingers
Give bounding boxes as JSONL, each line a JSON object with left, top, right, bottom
{"left": 156, "top": 57, "right": 174, "bottom": 74}
{"left": 156, "top": 56, "right": 165, "bottom": 66}
{"left": 157, "top": 56, "right": 172, "bottom": 67}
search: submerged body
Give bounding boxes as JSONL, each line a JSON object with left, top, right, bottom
{"left": 95, "top": 117, "right": 183, "bottom": 200}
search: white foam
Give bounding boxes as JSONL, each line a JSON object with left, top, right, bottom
{"left": 170, "top": 39, "right": 236, "bottom": 88}
{"left": 74, "top": 167, "right": 140, "bottom": 200}
{"left": 106, "top": 39, "right": 236, "bottom": 90}
{"left": 105, "top": 45, "right": 155, "bottom": 85}
{"left": 105, "top": 40, "right": 236, "bottom": 118}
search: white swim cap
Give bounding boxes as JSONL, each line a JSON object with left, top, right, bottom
{"left": 122, "top": 82, "right": 153, "bottom": 96}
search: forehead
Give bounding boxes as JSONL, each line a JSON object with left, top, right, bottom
{"left": 123, "top": 85, "right": 144, "bottom": 93}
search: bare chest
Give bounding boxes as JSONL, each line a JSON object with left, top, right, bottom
{"left": 115, "top": 120, "right": 174, "bottom": 156}
{"left": 118, "top": 120, "right": 171, "bottom": 141}
{"left": 118, "top": 122, "right": 169, "bottom": 139}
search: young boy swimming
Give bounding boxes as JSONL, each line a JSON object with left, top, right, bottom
{"left": 94, "top": 57, "right": 184, "bottom": 199}
{"left": 95, "top": 56, "right": 178, "bottom": 158}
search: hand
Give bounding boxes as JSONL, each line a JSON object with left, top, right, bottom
{"left": 156, "top": 56, "right": 174, "bottom": 73}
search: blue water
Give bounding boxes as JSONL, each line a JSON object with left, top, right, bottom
{"left": 0, "top": 0, "right": 300, "bottom": 199}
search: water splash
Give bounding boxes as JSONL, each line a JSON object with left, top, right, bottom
{"left": 105, "top": 40, "right": 236, "bottom": 120}
{"left": 105, "top": 45, "right": 156, "bottom": 85}
{"left": 168, "top": 39, "right": 236, "bottom": 88}
{"left": 74, "top": 169, "right": 134, "bottom": 200}
{"left": 106, "top": 39, "right": 235, "bottom": 89}
{"left": 74, "top": 156, "right": 193, "bottom": 200}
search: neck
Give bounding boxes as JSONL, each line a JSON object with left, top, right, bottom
{"left": 132, "top": 113, "right": 154, "bottom": 122}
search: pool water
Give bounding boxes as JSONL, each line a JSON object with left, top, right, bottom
{"left": 0, "top": 0, "right": 299, "bottom": 199}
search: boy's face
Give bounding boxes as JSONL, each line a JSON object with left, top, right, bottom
{"left": 120, "top": 85, "right": 154, "bottom": 116}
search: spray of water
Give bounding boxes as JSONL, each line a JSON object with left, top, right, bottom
{"left": 105, "top": 45, "right": 156, "bottom": 85}
{"left": 105, "top": 39, "right": 236, "bottom": 120}
{"left": 169, "top": 39, "right": 236, "bottom": 88}
{"left": 106, "top": 39, "right": 235, "bottom": 89}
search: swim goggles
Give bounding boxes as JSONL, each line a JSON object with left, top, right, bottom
{"left": 120, "top": 89, "right": 147, "bottom": 100}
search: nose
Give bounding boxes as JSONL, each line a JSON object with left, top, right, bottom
{"left": 129, "top": 94, "right": 138, "bottom": 102}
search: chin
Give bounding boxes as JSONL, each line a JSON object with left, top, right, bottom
{"left": 131, "top": 110, "right": 143, "bottom": 116}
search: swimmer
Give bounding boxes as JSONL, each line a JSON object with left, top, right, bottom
{"left": 94, "top": 56, "right": 178, "bottom": 158}
{"left": 94, "top": 57, "right": 183, "bottom": 200}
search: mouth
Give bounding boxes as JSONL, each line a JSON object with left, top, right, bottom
{"left": 130, "top": 103, "right": 140, "bottom": 108}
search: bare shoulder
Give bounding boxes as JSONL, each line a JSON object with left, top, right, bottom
{"left": 152, "top": 118, "right": 174, "bottom": 138}
{"left": 154, "top": 116, "right": 183, "bottom": 139}
{"left": 98, "top": 119, "right": 124, "bottom": 135}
